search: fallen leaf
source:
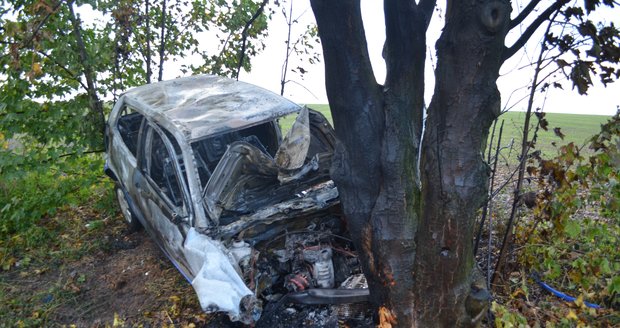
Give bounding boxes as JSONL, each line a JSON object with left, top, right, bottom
{"left": 378, "top": 306, "right": 396, "bottom": 328}
{"left": 566, "top": 309, "right": 578, "bottom": 320}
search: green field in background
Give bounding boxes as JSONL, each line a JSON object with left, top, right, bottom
{"left": 302, "top": 104, "right": 611, "bottom": 158}
{"left": 489, "top": 111, "right": 610, "bottom": 157}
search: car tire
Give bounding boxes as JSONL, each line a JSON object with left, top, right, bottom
{"left": 115, "top": 185, "right": 142, "bottom": 231}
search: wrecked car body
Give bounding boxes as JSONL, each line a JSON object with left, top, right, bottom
{"left": 104, "top": 75, "right": 366, "bottom": 324}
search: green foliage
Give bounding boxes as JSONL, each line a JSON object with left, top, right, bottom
{"left": 185, "top": 0, "right": 270, "bottom": 77}
{"left": 492, "top": 302, "right": 529, "bottom": 327}
{"left": 0, "top": 155, "right": 113, "bottom": 270}
{"left": 547, "top": 4, "right": 620, "bottom": 95}
{"left": 1, "top": 0, "right": 273, "bottom": 174}
{"left": 517, "top": 114, "right": 620, "bottom": 310}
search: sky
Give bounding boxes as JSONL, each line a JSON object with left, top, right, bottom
{"left": 238, "top": 0, "right": 619, "bottom": 116}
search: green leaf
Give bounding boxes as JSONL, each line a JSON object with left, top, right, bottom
{"left": 564, "top": 219, "right": 581, "bottom": 238}
{"left": 609, "top": 276, "right": 620, "bottom": 295}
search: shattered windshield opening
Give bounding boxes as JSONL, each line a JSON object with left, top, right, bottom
{"left": 191, "top": 120, "right": 281, "bottom": 190}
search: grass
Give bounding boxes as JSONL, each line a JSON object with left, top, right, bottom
{"left": 278, "top": 104, "right": 333, "bottom": 133}
{"left": 491, "top": 111, "right": 611, "bottom": 157}
{"left": 303, "top": 104, "right": 611, "bottom": 159}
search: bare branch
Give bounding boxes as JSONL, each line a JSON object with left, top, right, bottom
{"left": 509, "top": 0, "right": 543, "bottom": 29}
{"left": 493, "top": 10, "right": 560, "bottom": 284}
{"left": 235, "top": 0, "right": 269, "bottom": 80}
{"left": 280, "top": 0, "right": 294, "bottom": 95}
{"left": 503, "top": 0, "right": 568, "bottom": 61}
{"left": 145, "top": 0, "right": 152, "bottom": 83}
{"left": 284, "top": 79, "right": 320, "bottom": 100}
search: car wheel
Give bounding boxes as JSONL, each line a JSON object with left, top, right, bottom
{"left": 115, "top": 186, "right": 142, "bottom": 231}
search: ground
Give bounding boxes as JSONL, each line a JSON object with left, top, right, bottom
{"left": 0, "top": 203, "right": 216, "bottom": 327}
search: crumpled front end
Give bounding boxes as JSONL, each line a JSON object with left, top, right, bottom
{"left": 185, "top": 107, "right": 367, "bottom": 324}
{"left": 184, "top": 228, "right": 261, "bottom": 324}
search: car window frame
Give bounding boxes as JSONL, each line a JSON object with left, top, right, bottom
{"left": 112, "top": 105, "right": 146, "bottom": 159}
{"left": 139, "top": 121, "right": 192, "bottom": 222}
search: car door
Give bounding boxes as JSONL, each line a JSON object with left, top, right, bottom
{"left": 133, "top": 122, "right": 193, "bottom": 278}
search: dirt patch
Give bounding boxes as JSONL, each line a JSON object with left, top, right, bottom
{"left": 48, "top": 232, "right": 180, "bottom": 325}
{"left": 0, "top": 208, "right": 212, "bottom": 327}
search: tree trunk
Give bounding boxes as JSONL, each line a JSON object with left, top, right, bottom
{"left": 416, "top": 0, "right": 511, "bottom": 326}
{"left": 68, "top": 2, "right": 105, "bottom": 145}
{"left": 312, "top": 0, "right": 511, "bottom": 326}
{"left": 311, "top": 0, "right": 430, "bottom": 325}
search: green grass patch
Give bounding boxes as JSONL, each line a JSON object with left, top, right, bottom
{"left": 304, "top": 104, "right": 333, "bottom": 123}
{"left": 278, "top": 104, "right": 334, "bottom": 133}
{"left": 303, "top": 104, "right": 610, "bottom": 159}
{"left": 492, "top": 111, "right": 611, "bottom": 157}
{"left": 0, "top": 155, "right": 116, "bottom": 270}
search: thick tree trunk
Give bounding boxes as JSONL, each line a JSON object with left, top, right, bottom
{"left": 416, "top": 0, "right": 511, "bottom": 326}
{"left": 311, "top": 0, "right": 431, "bottom": 326}
{"left": 312, "top": 0, "right": 510, "bottom": 326}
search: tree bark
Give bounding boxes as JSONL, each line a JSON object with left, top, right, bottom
{"left": 311, "top": 0, "right": 431, "bottom": 325}
{"left": 312, "top": 0, "right": 512, "bottom": 326}
{"left": 416, "top": 0, "right": 511, "bottom": 326}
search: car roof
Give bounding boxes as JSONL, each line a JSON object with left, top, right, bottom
{"left": 121, "top": 75, "right": 301, "bottom": 141}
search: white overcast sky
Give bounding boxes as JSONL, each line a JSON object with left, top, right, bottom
{"left": 238, "top": 0, "right": 619, "bottom": 116}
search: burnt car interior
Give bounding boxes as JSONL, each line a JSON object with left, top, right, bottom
{"left": 191, "top": 121, "right": 280, "bottom": 188}
{"left": 150, "top": 129, "right": 186, "bottom": 207}
{"left": 117, "top": 107, "right": 143, "bottom": 156}
{"left": 198, "top": 110, "right": 338, "bottom": 226}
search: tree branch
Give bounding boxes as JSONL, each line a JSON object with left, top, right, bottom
{"left": 158, "top": 0, "right": 167, "bottom": 82}
{"left": 145, "top": 0, "right": 152, "bottom": 83}
{"left": 383, "top": 0, "right": 434, "bottom": 143}
{"left": 235, "top": 0, "right": 269, "bottom": 80}
{"left": 310, "top": 0, "right": 380, "bottom": 116}
{"left": 0, "top": 0, "right": 65, "bottom": 61}
{"left": 35, "top": 50, "right": 88, "bottom": 90}
{"left": 509, "top": 0, "right": 543, "bottom": 29}
{"left": 68, "top": 2, "right": 105, "bottom": 135}
{"left": 280, "top": 0, "right": 294, "bottom": 95}
{"left": 503, "top": 0, "right": 568, "bottom": 61}
{"left": 22, "top": 0, "right": 66, "bottom": 49}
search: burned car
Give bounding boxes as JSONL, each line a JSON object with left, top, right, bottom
{"left": 104, "top": 75, "right": 366, "bottom": 324}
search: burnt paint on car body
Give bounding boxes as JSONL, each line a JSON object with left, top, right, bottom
{"left": 120, "top": 75, "right": 301, "bottom": 141}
